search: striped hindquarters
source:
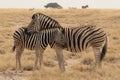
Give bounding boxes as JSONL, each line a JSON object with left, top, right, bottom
{"left": 64, "top": 26, "right": 107, "bottom": 52}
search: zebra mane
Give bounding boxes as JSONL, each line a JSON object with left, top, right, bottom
{"left": 19, "top": 27, "right": 36, "bottom": 35}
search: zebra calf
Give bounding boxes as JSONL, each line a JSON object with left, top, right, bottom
{"left": 12, "top": 27, "right": 66, "bottom": 72}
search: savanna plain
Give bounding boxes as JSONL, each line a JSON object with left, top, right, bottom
{"left": 0, "top": 9, "right": 120, "bottom": 80}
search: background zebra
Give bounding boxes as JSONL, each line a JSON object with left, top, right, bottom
{"left": 82, "top": 5, "right": 89, "bottom": 9}
{"left": 12, "top": 27, "right": 66, "bottom": 72}
{"left": 26, "top": 13, "right": 62, "bottom": 33}
{"left": 26, "top": 25, "right": 108, "bottom": 71}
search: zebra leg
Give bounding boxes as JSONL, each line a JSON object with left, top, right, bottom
{"left": 93, "top": 47, "right": 102, "bottom": 69}
{"left": 33, "top": 54, "right": 38, "bottom": 71}
{"left": 34, "top": 48, "right": 44, "bottom": 71}
{"left": 15, "top": 46, "right": 24, "bottom": 73}
{"left": 38, "top": 50, "right": 44, "bottom": 70}
{"left": 55, "top": 48, "right": 65, "bottom": 72}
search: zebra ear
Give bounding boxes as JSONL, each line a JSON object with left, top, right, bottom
{"left": 32, "top": 14, "right": 35, "bottom": 19}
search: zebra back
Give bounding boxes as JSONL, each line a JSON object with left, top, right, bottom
{"left": 26, "top": 13, "right": 62, "bottom": 33}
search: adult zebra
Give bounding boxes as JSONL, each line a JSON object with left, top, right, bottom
{"left": 26, "top": 13, "right": 62, "bottom": 33}
{"left": 26, "top": 25, "right": 108, "bottom": 71}
{"left": 62, "top": 26, "right": 108, "bottom": 64}
{"left": 12, "top": 27, "right": 66, "bottom": 72}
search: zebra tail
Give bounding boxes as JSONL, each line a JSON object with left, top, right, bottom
{"left": 11, "top": 45, "right": 16, "bottom": 52}
{"left": 100, "top": 36, "right": 108, "bottom": 61}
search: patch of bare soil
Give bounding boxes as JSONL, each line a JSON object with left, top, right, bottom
{"left": 0, "top": 59, "right": 82, "bottom": 80}
{"left": 65, "top": 59, "right": 81, "bottom": 69}
{"left": 0, "top": 71, "right": 30, "bottom": 80}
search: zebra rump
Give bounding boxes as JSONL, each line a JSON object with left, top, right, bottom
{"left": 62, "top": 26, "right": 107, "bottom": 52}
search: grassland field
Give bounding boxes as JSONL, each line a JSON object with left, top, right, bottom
{"left": 0, "top": 9, "right": 120, "bottom": 80}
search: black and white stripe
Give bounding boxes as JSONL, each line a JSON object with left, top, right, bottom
{"left": 12, "top": 27, "right": 66, "bottom": 72}
{"left": 26, "top": 13, "right": 62, "bottom": 33}
{"left": 63, "top": 26, "right": 107, "bottom": 52}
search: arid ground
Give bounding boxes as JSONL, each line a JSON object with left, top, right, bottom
{"left": 0, "top": 9, "right": 120, "bottom": 80}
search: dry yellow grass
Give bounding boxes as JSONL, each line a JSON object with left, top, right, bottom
{"left": 0, "top": 9, "right": 120, "bottom": 80}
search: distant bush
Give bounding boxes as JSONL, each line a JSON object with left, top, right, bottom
{"left": 44, "top": 2, "right": 62, "bottom": 9}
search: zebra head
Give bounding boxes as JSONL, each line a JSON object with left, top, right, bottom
{"left": 52, "top": 28, "right": 66, "bottom": 49}
{"left": 26, "top": 13, "right": 40, "bottom": 33}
